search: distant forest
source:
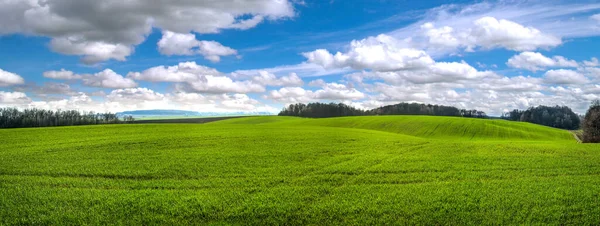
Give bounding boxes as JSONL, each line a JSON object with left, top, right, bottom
{"left": 0, "top": 108, "right": 133, "bottom": 129}
{"left": 278, "top": 102, "right": 584, "bottom": 130}
{"left": 278, "top": 102, "right": 487, "bottom": 118}
{"left": 501, "top": 105, "right": 581, "bottom": 130}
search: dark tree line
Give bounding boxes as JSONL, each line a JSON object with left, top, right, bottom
{"left": 278, "top": 102, "right": 487, "bottom": 118}
{"left": 278, "top": 103, "right": 365, "bottom": 118}
{"left": 501, "top": 105, "right": 581, "bottom": 130}
{"left": 583, "top": 100, "right": 600, "bottom": 143}
{"left": 0, "top": 108, "right": 132, "bottom": 129}
{"left": 367, "top": 103, "right": 487, "bottom": 118}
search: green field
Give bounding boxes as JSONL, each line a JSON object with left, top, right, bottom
{"left": 2, "top": 116, "right": 599, "bottom": 224}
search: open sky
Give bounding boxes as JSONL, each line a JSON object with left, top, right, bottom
{"left": 1, "top": 0, "right": 600, "bottom": 115}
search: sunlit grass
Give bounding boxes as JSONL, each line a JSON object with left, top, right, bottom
{"left": 1, "top": 116, "right": 598, "bottom": 224}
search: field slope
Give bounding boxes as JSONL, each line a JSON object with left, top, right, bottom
{"left": 214, "top": 116, "right": 574, "bottom": 141}
{"left": 1, "top": 116, "right": 599, "bottom": 225}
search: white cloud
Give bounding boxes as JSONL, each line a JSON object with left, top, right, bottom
{"left": 544, "top": 69, "right": 589, "bottom": 85}
{"left": 0, "top": 91, "right": 31, "bottom": 106}
{"left": 507, "top": 52, "right": 578, "bottom": 72}
{"left": 592, "top": 14, "right": 600, "bottom": 22}
{"left": 220, "top": 94, "right": 260, "bottom": 110}
{"left": 345, "top": 61, "right": 493, "bottom": 85}
{"left": 82, "top": 69, "right": 138, "bottom": 89}
{"left": 468, "top": 17, "right": 561, "bottom": 51}
{"left": 308, "top": 79, "right": 326, "bottom": 87}
{"left": 420, "top": 23, "right": 461, "bottom": 52}
{"left": 13, "top": 82, "right": 76, "bottom": 96}
{"left": 29, "top": 93, "right": 97, "bottom": 112}
{"left": 43, "top": 69, "right": 82, "bottom": 80}
{"left": 185, "top": 75, "right": 265, "bottom": 94}
{"left": 266, "top": 82, "right": 364, "bottom": 103}
{"left": 49, "top": 38, "right": 133, "bottom": 64}
{"left": 157, "top": 31, "right": 201, "bottom": 56}
{"left": 584, "top": 57, "right": 599, "bottom": 67}
{"left": 387, "top": 1, "right": 600, "bottom": 57}
{"left": 0, "top": 68, "right": 25, "bottom": 86}
{"left": 127, "top": 61, "right": 221, "bottom": 83}
{"left": 472, "top": 76, "right": 543, "bottom": 92}
{"left": 303, "top": 34, "right": 434, "bottom": 72}
{"left": 168, "top": 92, "right": 276, "bottom": 112}
{"left": 157, "top": 31, "right": 238, "bottom": 63}
{"left": 128, "top": 62, "right": 264, "bottom": 94}
{"left": 314, "top": 83, "right": 365, "bottom": 100}
{"left": 232, "top": 62, "right": 352, "bottom": 78}
{"left": 251, "top": 71, "right": 303, "bottom": 87}
{"left": 43, "top": 69, "right": 137, "bottom": 89}
{"left": 197, "top": 40, "right": 238, "bottom": 63}
{"left": 107, "top": 88, "right": 166, "bottom": 103}
{"left": 0, "top": 0, "right": 295, "bottom": 63}
{"left": 415, "top": 17, "right": 562, "bottom": 53}
{"left": 266, "top": 87, "right": 312, "bottom": 103}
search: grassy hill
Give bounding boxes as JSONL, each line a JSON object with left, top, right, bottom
{"left": 213, "top": 116, "right": 574, "bottom": 141}
{"left": 1, "top": 116, "right": 598, "bottom": 225}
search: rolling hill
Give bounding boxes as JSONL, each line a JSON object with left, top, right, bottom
{"left": 212, "top": 116, "right": 575, "bottom": 141}
{"left": 1, "top": 116, "right": 597, "bottom": 225}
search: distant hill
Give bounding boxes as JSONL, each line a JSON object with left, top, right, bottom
{"left": 117, "top": 109, "right": 274, "bottom": 118}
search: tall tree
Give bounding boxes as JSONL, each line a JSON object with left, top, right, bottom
{"left": 583, "top": 100, "right": 600, "bottom": 143}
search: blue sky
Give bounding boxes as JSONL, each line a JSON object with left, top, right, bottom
{"left": 1, "top": 0, "right": 600, "bottom": 115}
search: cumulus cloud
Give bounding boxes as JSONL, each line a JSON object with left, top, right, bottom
{"left": 409, "top": 17, "right": 562, "bottom": 55}
{"left": 220, "top": 94, "right": 260, "bottom": 110}
{"left": 544, "top": 69, "right": 589, "bottom": 85}
{"left": 44, "top": 69, "right": 137, "bottom": 89}
{"left": 43, "top": 69, "right": 82, "bottom": 80}
{"left": 157, "top": 31, "right": 238, "bottom": 63}
{"left": 251, "top": 71, "right": 303, "bottom": 87}
{"left": 28, "top": 93, "right": 97, "bottom": 111}
{"left": 468, "top": 17, "right": 561, "bottom": 51}
{"left": 0, "top": 91, "right": 31, "bottom": 106}
{"left": 107, "top": 88, "right": 166, "bottom": 103}
{"left": 583, "top": 57, "right": 599, "bottom": 67}
{"left": 266, "top": 82, "right": 364, "bottom": 103}
{"left": 303, "top": 34, "right": 434, "bottom": 71}
{"left": 128, "top": 62, "right": 264, "bottom": 94}
{"left": 127, "top": 61, "right": 220, "bottom": 83}
{"left": 0, "top": 68, "right": 25, "bottom": 86}
{"left": 184, "top": 76, "right": 265, "bottom": 94}
{"left": 0, "top": 0, "right": 295, "bottom": 63}
{"left": 507, "top": 52, "right": 578, "bottom": 72}
{"left": 314, "top": 83, "right": 365, "bottom": 100}
{"left": 308, "top": 79, "right": 326, "bottom": 87}
{"left": 388, "top": 1, "right": 600, "bottom": 57}
{"left": 82, "top": 69, "right": 137, "bottom": 89}
{"left": 420, "top": 23, "right": 461, "bottom": 52}
{"left": 13, "top": 82, "right": 76, "bottom": 96}
{"left": 50, "top": 38, "right": 133, "bottom": 64}
{"left": 302, "top": 34, "right": 502, "bottom": 85}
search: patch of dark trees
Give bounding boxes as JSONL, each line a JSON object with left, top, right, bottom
{"left": 278, "top": 102, "right": 487, "bottom": 118}
{"left": 0, "top": 108, "right": 134, "bottom": 129}
{"left": 583, "top": 100, "right": 600, "bottom": 143}
{"left": 501, "top": 105, "right": 581, "bottom": 130}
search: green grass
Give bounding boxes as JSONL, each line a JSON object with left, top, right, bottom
{"left": 134, "top": 115, "right": 246, "bottom": 120}
{"left": 1, "top": 116, "right": 599, "bottom": 225}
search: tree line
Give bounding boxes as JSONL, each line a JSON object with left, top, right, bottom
{"left": 501, "top": 105, "right": 581, "bottom": 130}
{"left": 0, "top": 108, "right": 133, "bottom": 129}
{"left": 278, "top": 102, "right": 487, "bottom": 118}
{"left": 583, "top": 100, "right": 600, "bottom": 143}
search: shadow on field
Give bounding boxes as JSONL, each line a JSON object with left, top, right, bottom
{"left": 132, "top": 116, "right": 246, "bottom": 124}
